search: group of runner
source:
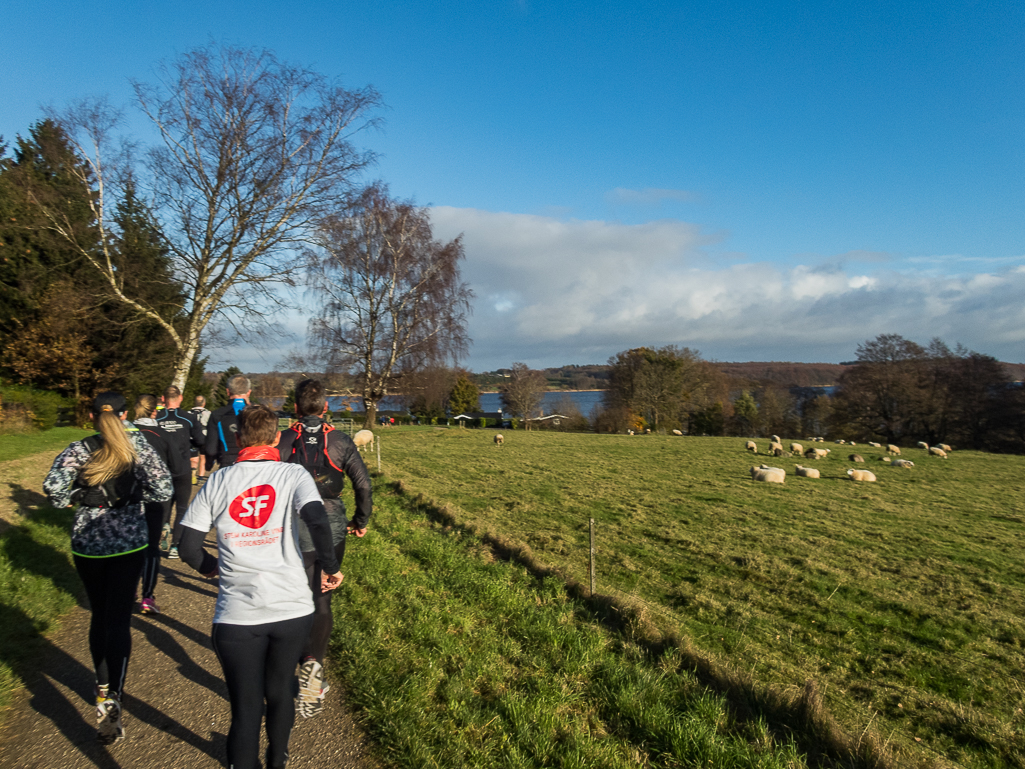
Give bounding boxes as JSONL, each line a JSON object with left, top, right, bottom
{"left": 43, "top": 375, "right": 373, "bottom": 768}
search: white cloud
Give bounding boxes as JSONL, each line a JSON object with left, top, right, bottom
{"left": 429, "top": 207, "right": 1025, "bottom": 369}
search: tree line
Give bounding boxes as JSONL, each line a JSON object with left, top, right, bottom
{"left": 1, "top": 44, "right": 472, "bottom": 428}
{"left": 476, "top": 338, "right": 1024, "bottom": 453}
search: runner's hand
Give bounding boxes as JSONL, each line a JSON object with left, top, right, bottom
{"left": 347, "top": 526, "right": 367, "bottom": 538}
{"left": 321, "top": 571, "right": 343, "bottom": 591}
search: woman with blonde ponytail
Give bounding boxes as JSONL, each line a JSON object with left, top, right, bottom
{"left": 44, "top": 392, "right": 173, "bottom": 745}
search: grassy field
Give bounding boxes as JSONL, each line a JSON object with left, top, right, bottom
{"left": 367, "top": 427, "right": 1025, "bottom": 768}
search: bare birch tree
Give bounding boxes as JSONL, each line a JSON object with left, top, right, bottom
{"left": 305, "top": 184, "right": 473, "bottom": 428}
{"left": 35, "top": 45, "right": 381, "bottom": 389}
{"left": 500, "top": 363, "right": 548, "bottom": 430}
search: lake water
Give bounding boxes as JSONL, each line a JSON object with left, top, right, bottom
{"left": 325, "top": 390, "right": 606, "bottom": 415}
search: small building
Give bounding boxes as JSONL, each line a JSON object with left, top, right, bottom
{"left": 452, "top": 412, "right": 506, "bottom": 428}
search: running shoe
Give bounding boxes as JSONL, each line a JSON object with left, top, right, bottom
{"left": 167, "top": 546, "right": 179, "bottom": 560}
{"left": 159, "top": 523, "right": 171, "bottom": 552}
{"left": 96, "top": 689, "right": 124, "bottom": 744}
{"left": 296, "top": 658, "right": 329, "bottom": 718}
{"left": 140, "top": 597, "right": 161, "bottom": 615}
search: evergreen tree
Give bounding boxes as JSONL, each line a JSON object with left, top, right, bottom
{"left": 448, "top": 372, "right": 480, "bottom": 415}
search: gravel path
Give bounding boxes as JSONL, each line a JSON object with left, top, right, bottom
{"left": 0, "top": 461, "right": 383, "bottom": 769}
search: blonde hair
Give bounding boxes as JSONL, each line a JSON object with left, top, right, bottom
{"left": 81, "top": 409, "right": 137, "bottom": 486}
{"left": 134, "top": 394, "right": 159, "bottom": 421}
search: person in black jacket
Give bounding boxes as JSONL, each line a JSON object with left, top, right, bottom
{"left": 276, "top": 378, "right": 372, "bottom": 718}
{"left": 156, "top": 386, "right": 205, "bottom": 559}
{"left": 203, "top": 374, "right": 252, "bottom": 475}
{"left": 133, "top": 394, "right": 187, "bottom": 614}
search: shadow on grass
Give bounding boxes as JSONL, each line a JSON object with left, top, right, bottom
{"left": 382, "top": 478, "right": 939, "bottom": 769}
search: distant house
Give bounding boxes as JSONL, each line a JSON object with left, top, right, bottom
{"left": 452, "top": 412, "right": 506, "bottom": 427}
{"left": 526, "top": 413, "right": 568, "bottom": 428}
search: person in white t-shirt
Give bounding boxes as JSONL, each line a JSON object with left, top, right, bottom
{"left": 178, "top": 404, "right": 342, "bottom": 769}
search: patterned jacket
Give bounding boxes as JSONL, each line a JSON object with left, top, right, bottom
{"left": 44, "top": 425, "right": 174, "bottom": 557}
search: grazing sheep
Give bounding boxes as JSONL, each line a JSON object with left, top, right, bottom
{"left": 627, "top": 429, "right": 634, "bottom": 435}
{"left": 938, "top": 443, "right": 952, "bottom": 452}
{"left": 672, "top": 429, "right": 683, "bottom": 436}
{"left": 879, "top": 456, "right": 892, "bottom": 462}
{"left": 758, "top": 464, "right": 785, "bottom": 472}
{"left": 771, "top": 434, "right": 781, "bottom": 444}
{"left": 353, "top": 429, "right": 375, "bottom": 451}
{"left": 849, "top": 454, "right": 864, "bottom": 463}
{"left": 917, "top": 441, "right": 929, "bottom": 450}
{"left": 929, "top": 446, "right": 948, "bottom": 458}
{"left": 494, "top": 434, "right": 504, "bottom": 445}
{"left": 745, "top": 440, "right": 758, "bottom": 453}
{"left": 790, "top": 442, "right": 804, "bottom": 455}
{"left": 887, "top": 444, "right": 901, "bottom": 456}
{"left": 835, "top": 439, "right": 846, "bottom": 445}
{"left": 868, "top": 442, "right": 881, "bottom": 448}
{"left": 751, "top": 466, "right": 785, "bottom": 483}
{"left": 847, "top": 469, "right": 877, "bottom": 482}
{"left": 773, "top": 448, "right": 792, "bottom": 458}
{"left": 892, "top": 459, "right": 914, "bottom": 468}
{"left": 804, "top": 447, "right": 829, "bottom": 460}
{"left": 768, "top": 441, "right": 783, "bottom": 453}
{"left": 816, "top": 437, "right": 825, "bottom": 442}
{"left": 794, "top": 465, "right": 820, "bottom": 479}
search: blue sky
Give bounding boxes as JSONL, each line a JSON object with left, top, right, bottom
{"left": 3, "top": 1, "right": 1023, "bottom": 371}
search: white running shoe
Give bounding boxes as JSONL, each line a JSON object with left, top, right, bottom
{"left": 296, "top": 659, "right": 329, "bottom": 718}
{"left": 96, "top": 689, "right": 124, "bottom": 744}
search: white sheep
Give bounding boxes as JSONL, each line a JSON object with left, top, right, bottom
{"left": 745, "top": 440, "right": 758, "bottom": 453}
{"left": 759, "top": 464, "right": 785, "bottom": 472}
{"left": 847, "top": 469, "right": 877, "bottom": 482}
{"left": 494, "top": 434, "right": 504, "bottom": 445}
{"left": 835, "top": 439, "right": 846, "bottom": 445}
{"left": 804, "top": 447, "right": 829, "bottom": 460}
{"left": 868, "top": 442, "right": 881, "bottom": 448}
{"left": 771, "top": 434, "right": 781, "bottom": 444}
{"left": 750, "top": 466, "right": 785, "bottom": 483}
{"left": 672, "top": 429, "right": 683, "bottom": 436}
{"left": 916, "top": 441, "right": 929, "bottom": 450}
{"left": 353, "top": 429, "right": 375, "bottom": 451}
{"left": 768, "top": 441, "right": 783, "bottom": 453}
{"left": 849, "top": 454, "right": 864, "bottom": 463}
{"left": 928, "top": 446, "right": 948, "bottom": 458}
{"left": 887, "top": 444, "right": 901, "bottom": 456}
{"left": 938, "top": 443, "right": 952, "bottom": 452}
{"left": 794, "top": 465, "right": 820, "bottom": 479}
{"left": 790, "top": 442, "right": 804, "bottom": 455}
{"left": 892, "top": 459, "right": 914, "bottom": 468}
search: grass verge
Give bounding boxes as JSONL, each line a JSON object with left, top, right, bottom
{"left": 328, "top": 474, "right": 902, "bottom": 768}
{"left": 368, "top": 427, "right": 1025, "bottom": 769}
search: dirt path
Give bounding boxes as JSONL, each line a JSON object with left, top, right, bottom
{"left": 0, "top": 454, "right": 382, "bottom": 769}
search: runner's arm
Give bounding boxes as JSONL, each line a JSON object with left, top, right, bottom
{"left": 179, "top": 527, "right": 217, "bottom": 576}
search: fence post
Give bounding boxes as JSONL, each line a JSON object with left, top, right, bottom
{"left": 589, "top": 518, "right": 596, "bottom": 597}
{"left": 377, "top": 437, "right": 381, "bottom": 472}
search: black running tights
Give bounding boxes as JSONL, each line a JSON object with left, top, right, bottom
{"left": 140, "top": 501, "right": 170, "bottom": 599}
{"left": 169, "top": 472, "right": 193, "bottom": 546}
{"left": 73, "top": 550, "right": 145, "bottom": 698}
{"left": 301, "top": 540, "right": 346, "bottom": 664}
{"left": 211, "top": 614, "right": 313, "bottom": 769}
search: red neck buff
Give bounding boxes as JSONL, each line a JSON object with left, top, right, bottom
{"left": 236, "top": 446, "right": 280, "bottom": 463}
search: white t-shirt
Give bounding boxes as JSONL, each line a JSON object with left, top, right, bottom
{"left": 181, "top": 459, "right": 321, "bottom": 625}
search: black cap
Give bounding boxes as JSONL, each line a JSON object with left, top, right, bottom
{"left": 91, "top": 391, "right": 128, "bottom": 415}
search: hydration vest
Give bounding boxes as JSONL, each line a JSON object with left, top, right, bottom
{"left": 71, "top": 435, "right": 143, "bottom": 509}
{"left": 284, "top": 421, "right": 346, "bottom": 499}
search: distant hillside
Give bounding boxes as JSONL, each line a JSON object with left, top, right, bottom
{"left": 715, "top": 362, "right": 851, "bottom": 388}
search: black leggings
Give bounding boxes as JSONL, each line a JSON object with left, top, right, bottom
{"left": 211, "top": 614, "right": 314, "bottom": 769}
{"left": 301, "top": 540, "right": 346, "bottom": 664}
{"left": 74, "top": 550, "right": 145, "bottom": 697}
{"left": 169, "top": 472, "right": 193, "bottom": 546}
{"left": 140, "top": 501, "right": 170, "bottom": 599}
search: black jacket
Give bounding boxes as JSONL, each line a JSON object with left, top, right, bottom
{"left": 276, "top": 416, "right": 373, "bottom": 530}
{"left": 156, "top": 408, "right": 204, "bottom": 469}
{"left": 205, "top": 404, "right": 242, "bottom": 468}
{"left": 135, "top": 418, "right": 189, "bottom": 477}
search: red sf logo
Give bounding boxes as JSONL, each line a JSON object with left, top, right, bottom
{"left": 229, "top": 485, "right": 276, "bottom": 529}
